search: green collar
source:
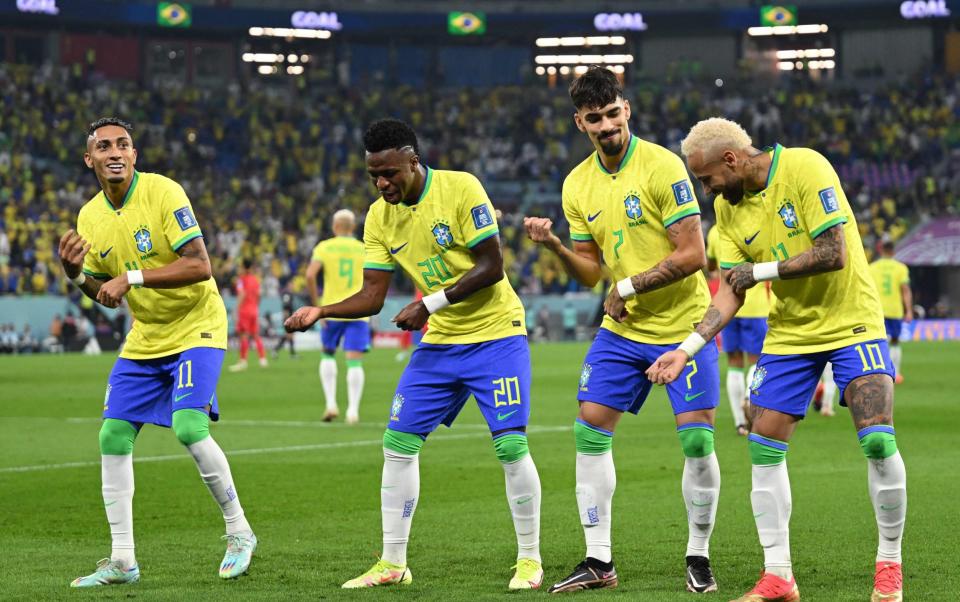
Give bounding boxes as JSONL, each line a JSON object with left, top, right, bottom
{"left": 594, "top": 134, "right": 637, "bottom": 175}
{"left": 403, "top": 166, "right": 432, "bottom": 207}
{"left": 101, "top": 170, "right": 139, "bottom": 211}
{"left": 764, "top": 143, "right": 782, "bottom": 189}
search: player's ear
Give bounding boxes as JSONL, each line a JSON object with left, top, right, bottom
{"left": 573, "top": 112, "right": 586, "bottom": 133}
{"left": 83, "top": 152, "right": 94, "bottom": 169}
{"left": 722, "top": 150, "right": 738, "bottom": 170}
{"left": 131, "top": 147, "right": 138, "bottom": 166}
{"left": 622, "top": 99, "right": 631, "bottom": 121}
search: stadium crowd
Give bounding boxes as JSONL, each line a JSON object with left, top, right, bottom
{"left": 0, "top": 61, "right": 957, "bottom": 299}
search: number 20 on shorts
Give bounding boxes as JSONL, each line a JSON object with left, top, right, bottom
{"left": 493, "top": 377, "right": 521, "bottom": 408}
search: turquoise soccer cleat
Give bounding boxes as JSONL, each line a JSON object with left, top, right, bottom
{"left": 219, "top": 532, "right": 257, "bottom": 579}
{"left": 70, "top": 558, "right": 140, "bottom": 587}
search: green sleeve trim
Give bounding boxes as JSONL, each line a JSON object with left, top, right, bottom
{"left": 363, "top": 262, "right": 395, "bottom": 272}
{"left": 663, "top": 206, "right": 701, "bottom": 228}
{"left": 83, "top": 269, "right": 111, "bottom": 278}
{"left": 719, "top": 261, "right": 744, "bottom": 269}
{"left": 172, "top": 231, "right": 203, "bottom": 252}
{"left": 570, "top": 232, "right": 593, "bottom": 241}
{"left": 811, "top": 215, "right": 848, "bottom": 238}
{"left": 466, "top": 228, "right": 499, "bottom": 248}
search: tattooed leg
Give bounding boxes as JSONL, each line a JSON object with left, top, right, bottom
{"left": 845, "top": 373, "right": 894, "bottom": 431}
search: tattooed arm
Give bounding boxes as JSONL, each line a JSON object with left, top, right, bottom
{"left": 604, "top": 215, "right": 707, "bottom": 322}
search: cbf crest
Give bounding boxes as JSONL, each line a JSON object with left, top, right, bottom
{"left": 624, "top": 194, "right": 643, "bottom": 221}
{"left": 390, "top": 393, "right": 405, "bottom": 422}
{"left": 431, "top": 221, "right": 454, "bottom": 249}
{"left": 778, "top": 202, "right": 798, "bottom": 229}
{"left": 749, "top": 366, "right": 767, "bottom": 394}
{"left": 579, "top": 363, "right": 593, "bottom": 391}
{"left": 134, "top": 225, "right": 153, "bottom": 253}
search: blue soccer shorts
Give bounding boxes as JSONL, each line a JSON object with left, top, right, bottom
{"left": 749, "top": 338, "right": 895, "bottom": 417}
{"left": 104, "top": 347, "right": 224, "bottom": 427}
{"left": 387, "top": 335, "right": 530, "bottom": 435}
{"left": 321, "top": 320, "right": 371, "bottom": 353}
{"left": 721, "top": 317, "right": 768, "bottom": 355}
{"left": 577, "top": 328, "right": 720, "bottom": 415}
{"left": 884, "top": 318, "right": 903, "bottom": 341}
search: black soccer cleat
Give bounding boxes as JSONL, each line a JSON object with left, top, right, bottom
{"left": 548, "top": 558, "right": 618, "bottom": 593}
{"left": 685, "top": 555, "right": 718, "bottom": 593}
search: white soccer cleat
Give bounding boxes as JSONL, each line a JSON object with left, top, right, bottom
{"left": 259, "top": 357, "right": 268, "bottom": 368}
{"left": 228, "top": 360, "right": 248, "bottom": 372}
{"left": 346, "top": 413, "right": 359, "bottom": 425}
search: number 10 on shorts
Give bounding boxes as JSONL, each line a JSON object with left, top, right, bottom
{"left": 493, "top": 377, "right": 521, "bottom": 407}
{"left": 855, "top": 343, "right": 886, "bottom": 372}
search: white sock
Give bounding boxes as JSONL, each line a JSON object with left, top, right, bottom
{"left": 346, "top": 364, "right": 365, "bottom": 418}
{"left": 319, "top": 357, "right": 338, "bottom": 412}
{"left": 102, "top": 454, "right": 136, "bottom": 567}
{"left": 890, "top": 345, "right": 902, "bottom": 375}
{"left": 381, "top": 449, "right": 420, "bottom": 567}
{"left": 503, "top": 454, "right": 542, "bottom": 562}
{"left": 186, "top": 437, "right": 252, "bottom": 535}
{"left": 821, "top": 363, "right": 837, "bottom": 411}
{"left": 869, "top": 451, "right": 907, "bottom": 563}
{"left": 752, "top": 462, "right": 792, "bottom": 579}
{"left": 727, "top": 368, "right": 747, "bottom": 426}
{"left": 576, "top": 451, "right": 616, "bottom": 563}
{"left": 683, "top": 452, "right": 721, "bottom": 558}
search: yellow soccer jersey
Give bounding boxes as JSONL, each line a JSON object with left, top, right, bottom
{"left": 77, "top": 171, "right": 227, "bottom": 359}
{"left": 708, "top": 224, "right": 771, "bottom": 318}
{"left": 311, "top": 236, "right": 367, "bottom": 322}
{"left": 363, "top": 167, "right": 525, "bottom": 344}
{"left": 716, "top": 144, "right": 884, "bottom": 354}
{"left": 869, "top": 258, "right": 910, "bottom": 319}
{"left": 563, "top": 135, "right": 710, "bottom": 343}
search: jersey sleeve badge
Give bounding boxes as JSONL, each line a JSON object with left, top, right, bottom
{"left": 174, "top": 206, "right": 197, "bottom": 230}
{"left": 672, "top": 180, "right": 694, "bottom": 205}
{"left": 818, "top": 187, "right": 839, "bottom": 214}
{"left": 471, "top": 204, "right": 494, "bottom": 229}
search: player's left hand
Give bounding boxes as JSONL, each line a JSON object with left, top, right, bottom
{"left": 727, "top": 263, "right": 759, "bottom": 295}
{"left": 96, "top": 275, "right": 131, "bottom": 308}
{"left": 285, "top": 306, "right": 323, "bottom": 332}
{"left": 603, "top": 288, "right": 629, "bottom": 323}
{"left": 393, "top": 300, "right": 430, "bottom": 331}
{"left": 645, "top": 349, "right": 689, "bottom": 385}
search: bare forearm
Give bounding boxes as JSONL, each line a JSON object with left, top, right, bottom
{"left": 629, "top": 251, "right": 701, "bottom": 295}
{"left": 549, "top": 242, "right": 603, "bottom": 287}
{"left": 141, "top": 257, "right": 212, "bottom": 288}
{"left": 443, "top": 262, "right": 502, "bottom": 305}
{"left": 694, "top": 285, "right": 744, "bottom": 341}
{"left": 778, "top": 225, "right": 846, "bottom": 279}
{"left": 78, "top": 276, "right": 104, "bottom": 301}
{"left": 322, "top": 289, "right": 384, "bottom": 319}
{"left": 306, "top": 280, "right": 318, "bottom": 305}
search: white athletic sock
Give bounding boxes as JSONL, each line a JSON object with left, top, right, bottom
{"left": 821, "top": 362, "right": 837, "bottom": 411}
{"left": 381, "top": 449, "right": 420, "bottom": 567}
{"left": 869, "top": 451, "right": 907, "bottom": 563}
{"left": 575, "top": 451, "right": 616, "bottom": 563}
{"left": 346, "top": 364, "right": 364, "bottom": 419}
{"left": 319, "top": 357, "right": 338, "bottom": 412}
{"left": 503, "top": 454, "right": 542, "bottom": 562}
{"left": 186, "top": 437, "right": 251, "bottom": 535}
{"left": 727, "top": 368, "right": 747, "bottom": 426}
{"left": 752, "top": 462, "right": 792, "bottom": 579}
{"left": 102, "top": 454, "right": 136, "bottom": 567}
{"left": 683, "top": 452, "right": 721, "bottom": 558}
{"left": 890, "top": 345, "right": 902, "bottom": 375}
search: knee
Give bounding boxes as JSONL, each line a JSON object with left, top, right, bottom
{"left": 859, "top": 427, "right": 898, "bottom": 459}
{"left": 574, "top": 418, "right": 613, "bottom": 455}
{"left": 493, "top": 432, "right": 529, "bottom": 463}
{"left": 678, "top": 425, "right": 715, "bottom": 458}
{"left": 383, "top": 429, "right": 424, "bottom": 457}
{"left": 99, "top": 419, "right": 139, "bottom": 455}
{"left": 172, "top": 409, "right": 210, "bottom": 446}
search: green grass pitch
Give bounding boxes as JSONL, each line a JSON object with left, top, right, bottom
{"left": 1, "top": 341, "right": 956, "bottom": 600}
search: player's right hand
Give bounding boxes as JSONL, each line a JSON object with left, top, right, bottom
{"left": 58, "top": 230, "right": 90, "bottom": 279}
{"left": 284, "top": 306, "right": 323, "bottom": 332}
{"left": 523, "top": 217, "right": 562, "bottom": 250}
{"left": 645, "top": 349, "right": 689, "bottom": 385}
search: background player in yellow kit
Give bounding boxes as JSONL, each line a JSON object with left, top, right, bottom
{"left": 869, "top": 240, "right": 913, "bottom": 383}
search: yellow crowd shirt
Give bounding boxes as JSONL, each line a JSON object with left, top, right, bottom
{"left": 311, "top": 236, "right": 367, "bottom": 322}
{"left": 869, "top": 257, "right": 910, "bottom": 319}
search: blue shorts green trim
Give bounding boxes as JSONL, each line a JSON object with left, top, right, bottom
{"left": 321, "top": 321, "right": 371, "bottom": 353}
{"left": 721, "top": 317, "right": 767, "bottom": 355}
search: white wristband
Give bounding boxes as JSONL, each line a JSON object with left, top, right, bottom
{"left": 616, "top": 277, "right": 636, "bottom": 299}
{"left": 127, "top": 269, "right": 144, "bottom": 287}
{"left": 70, "top": 272, "right": 86, "bottom": 287}
{"left": 422, "top": 289, "right": 450, "bottom": 314}
{"left": 753, "top": 261, "right": 780, "bottom": 282}
{"left": 677, "top": 332, "right": 707, "bottom": 359}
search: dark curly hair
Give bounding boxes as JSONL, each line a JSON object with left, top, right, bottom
{"left": 363, "top": 118, "right": 419, "bottom": 156}
{"left": 87, "top": 117, "right": 133, "bottom": 137}
{"left": 569, "top": 66, "right": 623, "bottom": 111}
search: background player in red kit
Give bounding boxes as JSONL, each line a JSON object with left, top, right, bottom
{"left": 229, "top": 259, "right": 267, "bottom": 371}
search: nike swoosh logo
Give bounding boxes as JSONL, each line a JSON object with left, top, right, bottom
{"left": 880, "top": 502, "right": 903, "bottom": 511}
{"left": 587, "top": 210, "right": 603, "bottom": 223}
{"left": 744, "top": 231, "right": 760, "bottom": 245}
{"left": 515, "top": 495, "right": 534, "bottom": 505}
{"left": 174, "top": 392, "right": 193, "bottom": 403}
{"left": 685, "top": 391, "right": 705, "bottom": 402}
{"left": 104, "top": 500, "right": 117, "bottom": 507}
{"left": 381, "top": 486, "right": 395, "bottom": 490}
{"left": 496, "top": 410, "right": 519, "bottom": 421}
{"left": 390, "top": 242, "right": 408, "bottom": 254}
{"left": 99, "top": 246, "right": 114, "bottom": 258}
{"left": 753, "top": 512, "right": 765, "bottom": 518}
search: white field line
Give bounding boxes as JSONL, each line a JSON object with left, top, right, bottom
{"left": 63, "top": 417, "right": 493, "bottom": 430}
{"left": 0, "top": 425, "right": 571, "bottom": 474}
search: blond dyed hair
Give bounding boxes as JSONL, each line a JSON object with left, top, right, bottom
{"left": 332, "top": 209, "right": 356, "bottom": 225}
{"left": 680, "top": 117, "right": 752, "bottom": 161}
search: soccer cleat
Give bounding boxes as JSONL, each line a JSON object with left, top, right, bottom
{"left": 871, "top": 561, "right": 902, "bottom": 602}
{"left": 736, "top": 424, "right": 750, "bottom": 437}
{"left": 345, "top": 413, "right": 359, "bottom": 425}
{"left": 342, "top": 559, "right": 412, "bottom": 588}
{"left": 70, "top": 558, "right": 140, "bottom": 587}
{"left": 322, "top": 409, "right": 339, "bottom": 422}
{"left": 548, "top": 559, "right": 618, "bottom": 593}
{"left": 259, "top": 357, "right": 269, "bottom": 368}
{"left": 228, "top": 360, "right": 248, "bottom": 372}
{"left": 730, "top": 571, "right": 799, "bottom": 602}
{"left": 820, "top": 405, "right": 835, "bottom": 417}
{"left": 219, "top": 532, "right": 257, "bottom": 579}
{"left": 509, "top": 558, "right": 544, "bottom": 590}
{"left": 894, "top": 374, "right": 904, "bottom": 385}
{"left": 686, "top": 556, "right": 718, "bottom": 593}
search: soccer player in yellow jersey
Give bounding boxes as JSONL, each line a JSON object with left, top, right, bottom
{"left": 286, "top": 119, "right": 544, "bottom": 590}
{"left": 707, "top": 224, "right": 773, "bottom": 434}
{"left": 305, "top": 209, "right": 368, "bottom": 424}
{"left": 869, "top": 240, "right": 913, "bottom": 383}
{"left": 649, "top": 118, "right": 906, "bottom": 602}
{"left": 524, "top": 67, "right": 721, "bottom": 594}
{"left": 60, "top": 118, "right": 256, "bottom": 587}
